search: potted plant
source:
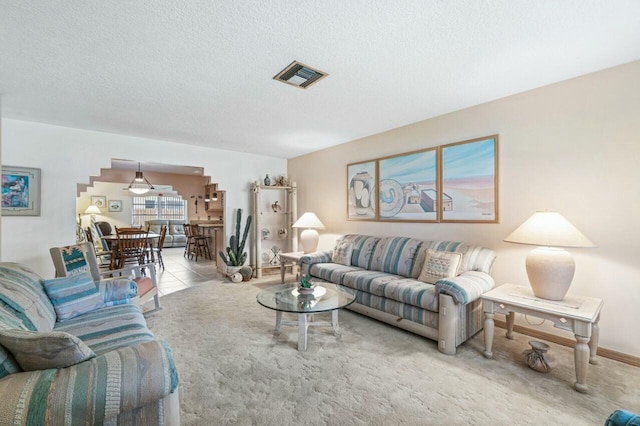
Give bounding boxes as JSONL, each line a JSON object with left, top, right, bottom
{"left": 298, "top": 274, "right": 315, "bottom": 294}
{"left": 219, "top": 208, "right": 252, "bottom": 276}
{"left": 239, "top": 265, "right": 253, "bottom": 281}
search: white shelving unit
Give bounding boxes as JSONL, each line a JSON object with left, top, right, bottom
{"left": 252, "top": 182, "right": 298, "bottom": 278}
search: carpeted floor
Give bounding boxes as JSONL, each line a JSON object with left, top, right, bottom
{"left": 145, "top": 277, "right": 640, "bottom": 425}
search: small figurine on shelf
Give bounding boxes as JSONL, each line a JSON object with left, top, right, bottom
{"left": 278, "top": 228, "right": 287, "bottom": 239}
{"left": 271, "top": 201, "right": 281, "bottom": 212}
{"left": 275, "top": 175, "right": 288, "bottom": 186}
{"left": 264, "top": 174, "right": 271, "bottom": 186}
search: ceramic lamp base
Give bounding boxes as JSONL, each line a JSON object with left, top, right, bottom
{"left": 526, "top": 247, "right": 575, "bottom": 301}
{"left": 299, "top": 229, "right": 319, "bottom": 254}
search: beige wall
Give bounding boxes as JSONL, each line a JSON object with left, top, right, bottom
{"left": 288, "top": 60, "right": 640, "bottom": 356}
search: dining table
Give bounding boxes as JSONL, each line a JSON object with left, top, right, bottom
{"left": 101, "top": 232, "right": 160, "bottom": 269}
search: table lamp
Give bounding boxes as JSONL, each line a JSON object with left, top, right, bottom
{"left": 292, "top": 212, "right": 325, "bottom": 253}
{"left": 503, "top": 211, "right": 595, "bottom": 301}
{"left": 83, "top": 205, "right": 101, "bottom": 224}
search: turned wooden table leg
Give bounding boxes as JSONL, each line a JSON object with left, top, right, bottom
{"left": 589, "top": 321, "right": 600, "bottom": 365}
{"left": 505, "top": 311, "right": 515, "bottom": 339}
{"left": 574, "top": 335, "right": 590, "bottom": 393}
{"left": 483, "top": 312, "right": 495, "bottom": 359}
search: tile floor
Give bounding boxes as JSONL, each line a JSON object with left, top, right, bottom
{"left": 154, "top": 247, "right": 225, "bottom": 296}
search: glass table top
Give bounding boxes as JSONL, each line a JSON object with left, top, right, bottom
{"left": 256, "top": 283, "right": 357, "bottom": 314}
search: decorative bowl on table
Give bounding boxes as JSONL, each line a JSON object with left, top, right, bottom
{"left": 297, "top": 285, "right": 316, "bottom": 295}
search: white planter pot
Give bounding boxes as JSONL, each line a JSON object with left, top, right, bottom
{"left": 225, "top": 266, "right": 242, "bottom": 277}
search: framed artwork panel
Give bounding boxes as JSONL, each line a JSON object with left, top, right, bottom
{"left": 440, "top": 135, "right": 499, "bottom": 223}
{"left": 1, "top": 166, "right": 41, "bottom": 216}
{"left": 108, "top": 200, "right": 123, "bottom": 212}
{"left": 91, "top": 196, "right": 106, "bottom": 209}
{"left": 347, "top": 160, "right": 377, "bottom": 220}
{"left": 378, "top": 148, "right": 438, "bottom": 222}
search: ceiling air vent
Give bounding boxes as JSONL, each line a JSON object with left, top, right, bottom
{"left": 273, "top": 61, "right": 328, "bottom": 89}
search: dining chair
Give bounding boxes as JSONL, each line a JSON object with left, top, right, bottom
{"left": 147, "top": 225, "right": 167, "bottom": 269}
{"left": 112, "top": 227, "right": 150, "bottom": 270}
{"left": 49, "top": 242, "right": 160, "bottom": 314}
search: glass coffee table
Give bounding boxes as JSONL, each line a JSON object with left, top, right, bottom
{"left": 256, "top": 282, "right": 357, "bottom": 352}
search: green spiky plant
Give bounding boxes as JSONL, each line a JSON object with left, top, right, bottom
{"left": 299, "top": 274, "right": 313, "bottom": 288}
{"left": 219, "top": 208, "right": 252, "bottom": 266}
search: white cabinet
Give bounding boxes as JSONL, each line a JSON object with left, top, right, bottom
{"left": 252, "top": 182, "right": 297, "bottom": 278}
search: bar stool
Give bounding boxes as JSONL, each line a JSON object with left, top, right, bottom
{"left": 184, "top": 224, "right": 196, "bottom": 259}
{"left": 191, "top": 225, "right": 212, "bottom": 261}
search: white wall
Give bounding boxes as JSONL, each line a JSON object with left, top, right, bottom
{"left": 289, "top": 60, "right": 640, "bottom": 357}
{"left": 0, "top": 119, "right": 286, "bottom": 275}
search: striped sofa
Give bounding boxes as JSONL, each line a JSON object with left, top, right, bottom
{"left": 300, "top": 234, "right": 496, "bottom": 355}
{"left": 0, "top": 263, "right": 180, "bottom": 425}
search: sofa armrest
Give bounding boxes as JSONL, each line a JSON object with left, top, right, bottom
{"left": 298, "top": 251, "right": 332, "bottom": 266}
{"left": 298, "top": 251, "right": 332, "bottom": 276}
{"left": 435, "top": 271, "right": 495, "bottom": 304}
{"left": 0, "top": 340, "right": 178, "bottom": 424}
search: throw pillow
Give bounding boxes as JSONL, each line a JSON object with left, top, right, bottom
{"left": 418, "top": 250, "right": 462, "bottom": 284}
{"left": 332, "top": 240, "right": 354, "bottom": 266}
{"left": 41, "top": 272, "right": 104, "bottom": 320}
{"left": 58, "top": 245, "right": 91, "bottom": 276}
{"left": 0, "top": 329, "right": 95, "bottom": 371}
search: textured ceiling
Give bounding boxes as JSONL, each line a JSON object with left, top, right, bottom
{"left": 2, "top": 1, "right": 640, "bottom": 159}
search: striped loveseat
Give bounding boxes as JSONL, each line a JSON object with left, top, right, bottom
{"left": 300, "top": 234, "right": 496, "bottom": 355}
{"left": 0, "top": 263, "right": 180, "bottom": 425}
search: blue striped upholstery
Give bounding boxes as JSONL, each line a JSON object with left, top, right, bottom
{"left": 436, "top": 271, "right": 496, "bottom": 304}
{"left": 341, "top": 234, "right": 380, "bottom": 269}
{"left": 369, "top": 237, "right": 423, "bottom": 276}
{"left": 309, "top": 263, "right": 360, "bottom": 284}
{"left": 355, "top": 292, "right": 439, "bottom": 328}
{"left": 0, "top": 262, "right": 177, "bottom": 424}
{"left": 41, "top": 273, "right": 105, "bottom": 320}
{"left": 0, "top": 339, "right": 178, "bottom": 425}
{"left": 97, "top": 278, "right": 139, "bottom": 307}
{"left": 54, "top": 304, "right": 154, "bottom": 356}
{"left": 342, "top": 270, "right": 439, "bottom": 312}
{"left": 0, "top": 263, "right": 56, "bottom": 331}
{"left": 305, "top": 234, "right": 495, "bottom": 352}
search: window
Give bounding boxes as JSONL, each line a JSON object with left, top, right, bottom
{"left": 131, "top": 195, "right": 186, "bottom": 226}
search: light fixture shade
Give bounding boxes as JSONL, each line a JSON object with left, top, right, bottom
{"left": 128, "top": 163, "right": 154, "bottom": 194}
{"left": 292, "top": 212, "right": 325, "bottom": 229}
{"left": 504, "top": 211, "right": 594, "bottom": 301}
{"left": 83, "top": 205, "right": 101, "bottom": 214}
{"left": 503, "top": 212, "right": 595, "bottom": 248}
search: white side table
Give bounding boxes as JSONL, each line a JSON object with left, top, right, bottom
{"left": 481, "top": 284, "right": 603, "bottom": 393}
{"left": 279, "top": 251, "right": 305, "bottom": 283}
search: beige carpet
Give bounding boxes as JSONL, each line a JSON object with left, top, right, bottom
{"left": 145, "top": 278, "right": 639, "bottom": 425}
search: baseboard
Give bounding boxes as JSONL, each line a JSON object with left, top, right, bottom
{"left": 494, "top": 320, "right": 640, "bottom": 368}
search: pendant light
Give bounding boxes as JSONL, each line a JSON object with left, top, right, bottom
{"left": 128, "top": 162, "right": 154, "bottom": 195}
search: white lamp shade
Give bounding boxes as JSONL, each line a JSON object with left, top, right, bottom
{"left": 504, "top": 211, "right": 594, "bottom": 248}
{"left": 293, "top": 212, "right": 325, "bottom": 253}
{"left": 504, "top": 211, "right": 594, "bottom": 301}
{"left": 292, "top": 212, "right": 325, "bottom": 229}
{"left": 83, "top": 205, "right": 101, "bottom": 215}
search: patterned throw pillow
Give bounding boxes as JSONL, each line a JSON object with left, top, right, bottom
{"left": 418, "top": 250, "right": 462, "bottom": 284}
{"left": 59, "top": 245, "right": 91, "bottom": 276}
{"left": 41, "top": 272, "right": 104, "bottom": 320}
{"left": 332, "top": 241, "right": 354, "bottom": 266}
{"left": 0, "top": 329, "right": 95, "bottom": 370}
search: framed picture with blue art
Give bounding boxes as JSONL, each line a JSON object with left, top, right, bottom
{"left": 1, "top": 165, "right": 41, "bottom": 216}
{"left": 378, "top": 148, "right": 439, "bottom": 222}
{"left": 440, "top": 135, "right": 499, "bottom": 223}
{"left": 347, "top": 160, "right": 377, "bottom": 220}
